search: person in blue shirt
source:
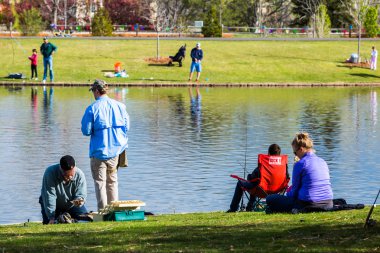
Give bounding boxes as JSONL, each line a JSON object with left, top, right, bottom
{"left": 188, "top": 42, "right": 203, "bottom": 82}
{"left": 81, "top": 79, "right": 130, "bottom": 211}
{"left": 266, "top": 132, "right": 333, "bottom": 213}
{"left": 39, "top": 155, "right": 88, "bottom": 224}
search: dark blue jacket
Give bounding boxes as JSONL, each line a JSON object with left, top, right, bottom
{"left": 40, "top": 42, "right": 57, "bottom": 58}
{"left": 190, "top": 48, "right": 203, "bottom": 62}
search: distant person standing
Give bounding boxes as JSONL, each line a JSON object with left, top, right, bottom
{"left": 188, "top": 42, "right": 203, "bottom": 82}
{"left": 28, "top": 49, "right": 38, "bottom": 80}
{"left": 81, "top": 80, "right": 130, "bottom": 211}
{"left": 40, "top": 37, "right": 57, "bottom": 84}
{"left": 371, "top": 46, "right": 378, "bottom": 70}
{"left": 134, "top": 23, "right": 139, "bottom": 36}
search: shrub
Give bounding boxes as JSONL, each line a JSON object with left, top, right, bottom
{"left": 316, "top": 4, "right": 331, "bottom": 38}
{"left": 202, "top": 6, "right": 222, "bottom": 37}
{"left": 91, "top": 8, "right": 113, "bottom": 36}
{"left": 19, "top": 8, "right": 44, "bottom": 36}
{"left": 364, "top": 6, "right": 379, "bottom": 38}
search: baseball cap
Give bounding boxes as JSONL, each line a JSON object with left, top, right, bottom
{"left": 60, "top": 155, "right": 76, "bottom": 171}
{"left": 89, "top": 79, "right": 108, "bottom": 92}
{"left": 196, "top": 42, "right": 201, "bottom": 47}
{"left": 43, "top": 37, "right": 47, "bottom": 40}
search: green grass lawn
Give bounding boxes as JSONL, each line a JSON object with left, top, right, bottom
{"left": 0, "top": 38, "right": 380, "bottom": 84}
{"left": 0, "top": 209, "right": 379, "bottom": 252}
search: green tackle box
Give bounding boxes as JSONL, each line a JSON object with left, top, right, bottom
{"left": 104, "top": 210, "right": 145, "bottom": 222}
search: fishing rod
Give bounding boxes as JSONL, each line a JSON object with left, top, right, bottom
{"left": 10, "top": 22, "right": 28, "bottom": 65}
{"left": 239, "top": 121, "right": 249, "bottom": 211}
{"left": 364, "top": 188, "right": 380, "bottom": 228}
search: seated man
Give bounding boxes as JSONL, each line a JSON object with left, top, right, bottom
{"left": 227, "top": 144, "right": 289, "bottom": 212}
{"left": 39, "top": 155, "right": 88, "bottom": 224}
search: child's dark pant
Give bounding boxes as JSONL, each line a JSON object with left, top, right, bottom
{"left": 31, "top": 65, "right": 37, "bottom": 78}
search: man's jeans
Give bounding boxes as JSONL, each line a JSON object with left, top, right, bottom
{"left": 43, "top": 56, "right": 54, "bottom": 81}
{"left": 39, "top": 196, "right": 87, "bottom": 224}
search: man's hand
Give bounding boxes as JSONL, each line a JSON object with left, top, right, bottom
{"left": 71, "top": 198, "right": 84, "bottom": 207}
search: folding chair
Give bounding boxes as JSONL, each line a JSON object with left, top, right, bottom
{"left": 231, "top": 154, "right": 289, "bottom": 211}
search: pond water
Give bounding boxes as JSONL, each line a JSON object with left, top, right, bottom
{"left": 1, "top": 86, "right": 379, "bottom": 224}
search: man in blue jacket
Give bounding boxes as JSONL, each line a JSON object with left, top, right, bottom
{"left": 39, "top": 155, "right": 88, "bottom": 224}
{"left": 81, "top": 79, "right": 130, "bottom": 211}
{"left": 188, "top": 42, "right": 203, "bottom": 82}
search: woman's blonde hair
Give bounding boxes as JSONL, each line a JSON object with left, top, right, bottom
{"left": 292, "top": 132, "right": 313, "bottom": 150}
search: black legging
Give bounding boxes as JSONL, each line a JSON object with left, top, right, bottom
{"left": 31, "top": 65, "right": 37, "bottom": 78}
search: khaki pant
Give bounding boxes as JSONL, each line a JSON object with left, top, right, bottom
{"left": 91, "top": 156, "right": 119, "bottom": 211}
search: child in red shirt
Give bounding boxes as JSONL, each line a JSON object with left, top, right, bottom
{"left": 28, "top": 49, "right": 38, "bottom": 80}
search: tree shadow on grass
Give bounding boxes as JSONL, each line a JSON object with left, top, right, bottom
{"left": 336, "top": 64, "right": 371, "bottom": 70}
{"left": 147, "top": 64, "right": 170, "bottom": 67}
{"left": 251, "top": 54, "right": 335, "bottom": 63}
{"left": 349, "top": 73, "right": 380, "bottom": 78}
{"left": 2, "top": 221, "right": 379, "bottom": 252}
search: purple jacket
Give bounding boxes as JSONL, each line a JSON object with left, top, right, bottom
{"left": 287, "top": 152, "right": 333, "bottom": 202}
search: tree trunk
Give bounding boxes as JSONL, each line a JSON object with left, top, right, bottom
{"left": 53, "top": 1, "right": 58, "bottom": 26}
{"left": 313, "top": 13, "right": 316, "bottom": 38}
{"left": 156, "top": 31, "right": 160, "bottom": 59}
{"left": 357, "top": 24, "right": 361, "bottom": 63}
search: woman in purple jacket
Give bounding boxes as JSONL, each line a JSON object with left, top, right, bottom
{"left": 266, "top": 132, "right": 333, "bottom": 213}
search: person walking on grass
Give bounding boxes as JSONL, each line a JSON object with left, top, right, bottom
{"left": 188, "top": 42, "right": 203, "bottom": 82}
{"left": 40, "top": 37, "right": 57, "bottom": 84}
{"left": 371, "top": 46, "right": 378, "bottom": 71}
{"left": 81, "top": 79, "right": 130, "bottom": 211}
{"left": 28, "top": 49, "right": 38, "bottom": 80}
{"left": 39, "top": 155, "right": 88, "bottom": 224}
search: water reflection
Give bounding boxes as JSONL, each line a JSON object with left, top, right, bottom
{"left": 0, "top": 87, "right": 380, "bottom": 224}
{"left": 189, "top": 87, "right": 202, "bottom": 132}
{"left": 371, "top": 91, "right": 377, "bottom": 126}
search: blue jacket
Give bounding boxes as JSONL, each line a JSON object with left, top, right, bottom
{"left": 81, "top": 95, "right": 129, "bottom": 160}
{"left": 287, "top": 152, "right": 333, "bottom": 202}
{"left": 190, "top": 48, "right": 203, "bottom": 62}
{"left": 41, "top": 164, "right": 87, "bottom": 220}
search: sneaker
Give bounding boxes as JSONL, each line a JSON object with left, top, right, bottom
{"left": 42, "top": 79, "right": 46, "bottom": 84}
{"left": 35, "top": 78, "right": 38, "bottom": 81}
{"left": 226, "top": 209, "right": 237, "bottom": 213}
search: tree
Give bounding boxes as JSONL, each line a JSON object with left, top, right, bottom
{"left": 91, "top": 8, "right": 113, "bottom": 36}
{"left": 341, "top": 0, "right": 379, "bottom": 62}
{"left": 43, "top": 0, "right": 60, "bottom": 26}
{"left": 325, "top": 0, "right": 351, "bottom": 27}
{"left": 202, "top": 6, "right": 222, "bottom": 37}
{"left": 315, "top": 4, "right": 331, "bottom": 38}
{"left": 19, "top": 8, "right": 45, "bottom": 35}
{"left": 264, "top": 0, "right": 293, "bottom": 27}
{"left": 292, "top": 0, "right": 323, "bottom": 38}
{"left": 142, "top": 0, "right": 191, "bottom": 58}
{"left": 364, "top": 6, "right": 379, "bottom": 38}
{"left": 225, "top": 0, "right": 257, "bottom": 26}
{"left": 104, "top": 0, "right": 146, "bottom": 25}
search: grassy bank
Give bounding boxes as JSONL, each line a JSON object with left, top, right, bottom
{"left": 0, "top": 38, "right": 379, "bottom": 85}
{"left": 0, "top": 209, "right": 379, "bottom": 252}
